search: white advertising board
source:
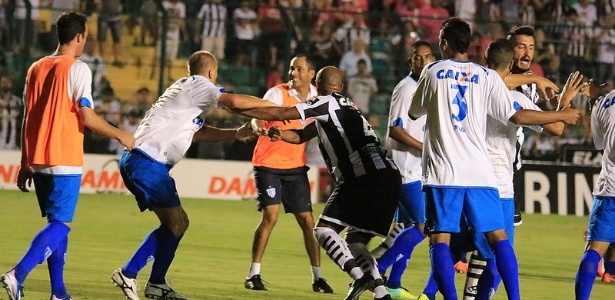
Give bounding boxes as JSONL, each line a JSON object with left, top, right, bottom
{"left": 0, "top": 150, "right": 320, "bottom": 203}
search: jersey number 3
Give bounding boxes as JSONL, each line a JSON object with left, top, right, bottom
{"left": 451, "top": 84, "right": 468, "bottom": 122}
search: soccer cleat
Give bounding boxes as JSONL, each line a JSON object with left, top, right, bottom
{"left": 50, "top": 295, "right": 73, "bottom": 300}
{"left": 144, "top": 282, "right": 187, "bottom": 300}
{"left": 513, "top": 213, "right": 522, "bottom": 226}
{"left": 244, "top": 274, "right": 267, "bottom": 291}
{"left": 1, "top": 272, "right": 24, "bottom": 300}
{"left": 344, "top": 273, "right": 374, "bottom": 300}
{"left": 111, "top": 268, "right": 141, "bottom": 300}
{"left": 416, "top": 293, "right": 431, "bottom": 300}
{"left": 454, "top": 261, "right": 469, "bottom": 274}
{"left": 386, "top": 287, "right": 417, "bottom": 300}
{"left": 602, "top": 272, "right": 614, "bottom": 283}
{"left": 312, "top": 277, "right": 333, "bottom": 293}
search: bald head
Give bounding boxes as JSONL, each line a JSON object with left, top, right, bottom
{"left": 315, "top": 66, "right": 344, "bottom": 95}
{"left": 188, "top": 51, "right": 218, "bottom": 76}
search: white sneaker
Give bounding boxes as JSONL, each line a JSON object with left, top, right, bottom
{"left": 111, "top": 268, "right": 141, "bottom": 300}
{"left": 144, "top": 282, "right": 187, "bottom": 300}
{"left": 1, "top": 272, "right": 24, "bottom": 300}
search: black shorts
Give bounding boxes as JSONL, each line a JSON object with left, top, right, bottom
{"left": 321, "top": 168, "right": 401, "bottom": 237}
{"left": 253, "top": 166, "right": 312, "bottom": 213}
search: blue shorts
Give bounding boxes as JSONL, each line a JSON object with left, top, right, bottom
{"left": 424, "top": 186, "right": 504, "bottom": 234}
{"left": 501, "top": 198, "right": 515, "bottom": 245}
{"left": 396, "top": 180, "right": 426, "bottom": 224}
{"left": 120, "top": 149, "right": 181, "bottom": 212}
{"left": 34, "top": 173, "right": 81, "bottom": 222}
{"left": 587, "top": 196, "right": 615, "bottom": 243}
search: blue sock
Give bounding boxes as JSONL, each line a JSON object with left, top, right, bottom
{"left": 430, "top": 243, "right": 457, "bottom": 300}
{"left": 149, "top": 226, "right": 182, "bottom": 284}
{"left": 604, "top": 259, "right": 615, "bottom": 275}
{"left": 122, "top": 228, "right": 159, "bottom": 279}
{"left": 422, "top": 269, "right": 438, "bottom": 300}
{"left": 475, "top": 258, "right": 501, "bottom": 300}
{"left": 14, "top": 221, "right": 70, "bottom": 283}
{"left": 575, "top": 249, "right": 601, "bottom": 300}
{"left": 377, "top": 226, "right": 424, "bottom": 287}
{"left": 48, "top": 236, "right": 68, "bottom": 298}
{"left": 493, "top": 240, "right": 520, "bottom": 300}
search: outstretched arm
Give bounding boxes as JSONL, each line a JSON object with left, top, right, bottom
{"left": 218, "top": 93, "right": 274, "bottom": 110}
{"left": 510, "top": 107, "right": 581, "bottom": 126}
{"left": 236, "top": 106, "right": 302, "bottom": 121}
{"left": 79, "top": 107, "right": 136, "bottom": 150}
{"left": 193, "top": 122, "right": 256, "bottom": 142}
{"left": 267, "top": 122, "right": 317, "bottom": 144}
{"left": 504, "top": 73, "right": 559, "bottom": 100}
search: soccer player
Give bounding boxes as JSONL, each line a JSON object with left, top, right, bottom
{"left": 109, "top": 50, "right": 275, "bottom": 300}
{"left": 407, "top": 17, "right": 580, "bottom": 300}
{"left": 0, "top": 12, "right": 136, "bottom": 300}
{"left": 244, "top": 54, "right": 332, "bottom": 294}
{"left": 575, "top": 82, "right": 615, "bottom": 300}
{"left": 237, "top": 66, "right": 401, "bottom": 300}
{"left": 371, "top": 40, "right": 435, "bottom": 300}
{"left": 468, "top": 39, "right": 586, "bottom": 300}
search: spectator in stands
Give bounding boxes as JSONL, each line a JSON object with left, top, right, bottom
{"left": 309, "top": 0, "right": 336, "bottom": 40}
{"left": 152, "top": 0, "right": 186, "bottom": 81}
{"left": 573, "top": 0, "right": 598, "bottom": 26}
{"left": 518, "top": 0, "right": 536, "bottom": 26}
{"left": 540, "top": 0, "right": 569, "bottom": 39}
{"left": 97, "top": 0, "right": 124, "bottom": 67}
{"left": 346, "top": 59, "right": 378, "bottom": 114}
{"left": 123, "top": 86, "right": 154, "bottom": 117}
{"left": 339, "top": 38, "right": 372, "bottom": 78}
{"left": 233, "top": 1, "right": 258, "bottom": 66}
{"left": 334, "top": 8, "right": 370, "bottom": 53}
{"left": 117, "top": 108, "right": 144, "bottom": 157}
{"left": 266, "top": 61, "right": 284, "bottom": 90}
{"left": 455, "top": 0, "right": 477, "bottom": 30}
{"left": 417, "top": 0, "right": 450, "bottom": 44}
{"left": 138, "top": 0, "right": 159, "bottom": 46}
{"left": 95, "top": 86, "right": 122, "bottom": 127}
{"left": 258, "top": 0, "right": 286, "bottom": 68}
{"left": 13, "top": 0, "right": 40, "bottom": 55}
{"left": 593, "top": 13, "right": 615, "bottom": 85}
{"left": 560, "top": 8, "right": 593, "bottom": 83}
{"left": 394, "top": 0, "right": 420, "bottom": 25}
{"left": 79, "top": 38, "right": 107, "bottom": 99}
{"left": 370, "top": 18, "right": 397, "bottom": 76}
{"left": 197, "top": 0, "right": 227, "bottom": 61}
{"left": 310, "top": 22, "right": 343, "bottom": 71}
{"left": 0, "top": 74, "right": 21, "bottom": 150}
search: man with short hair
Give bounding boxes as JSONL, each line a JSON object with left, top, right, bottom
{"left": 1, "top": 12, "right": 136, "bottom": 300}
{"left": 237, "top": 66, "right": 402, "bottom": 300}
{"left": 408, "top": 17, "right": 580, "bottom": 300}
{"left": 109, "top": 50, "right": 276, "bottom": 300}
{"left": 371, "top": 40, "right": 435, "bottom": 300}
{"left": 244, "top": 54, "right": 333, "bottom": 294}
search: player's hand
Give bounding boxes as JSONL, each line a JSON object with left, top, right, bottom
{"left": 17, "top": 166, "right": 33, "bottom": 192}
{"left": 118, "top": 132, "right": 136, "bottom": 151}
{"left": 558, "top": 71, "right": 586, "bottom": 108}
{"left": 267, "top": 126, "right": 282, "bottom": 142}
{"left": 235, "top": 122, "right": 258, "bottom": 142}
{"left": 559, "top": 107, "right": 581, "bottom": 125}
{"left": 535, "top": 76, "right": 559, "bottom": 101}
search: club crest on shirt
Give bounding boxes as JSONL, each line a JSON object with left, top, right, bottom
{"left": 192, "top": 116, "right": 204, "bottom": 127}
{"left": 266, "top": 187, "right": 276, "bottom": 198}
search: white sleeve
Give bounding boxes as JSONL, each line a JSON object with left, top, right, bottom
{"left": 263, "top": 87, "right": 283, "bottom": 106}
{"left": 512, "top": 91, "right": 544, "bottom": 133}
{"left": 197, "top": 4, "right": 206, "bottom": 19}
{"left": 409, "top": 68, "right": 431, "bottom": 119}
{"left": 389, "top": 79, "right": 411, "bottom": 126}
{"left": 487, "top": 73, "right": 516, "bottom": 125}
{"left": 191, "top": 77, "right": 223, "bottom": 107}
{"left": 69, "top": 60, "right": 94, "bottom": 108}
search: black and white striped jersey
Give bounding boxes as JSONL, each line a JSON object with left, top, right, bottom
{"left": 294, "top": 92, "right": 398, "bottom": 183}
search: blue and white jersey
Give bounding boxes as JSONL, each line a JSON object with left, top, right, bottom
{"left": 591, "top": 89, "right": 615, "bottom": 197}
{"left": 487, "top": 90, "right": 543, "bottom": 198}
{"left": 133, "top": 75, "right": 224, "bottom": 166}
{"left": 409, "top": 59, "right": 517, "bottom": 187}
{"left": 295, "top": 92, "right": 398, "bottom": 183}
{"left": 385, "top": 74, "right": 425, "bottom": 184}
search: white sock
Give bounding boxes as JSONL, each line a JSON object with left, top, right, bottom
{"left": 248, "top": 262, "right": 261, "bottom": 278}
{"left": 311, "top": 266, "right": 322, "bottom": 281}
{"left": 373, "top": 284, "right": 388, "bottom": 298}
{"left": 348, "top": 243, "right": 382, "bottom": 280}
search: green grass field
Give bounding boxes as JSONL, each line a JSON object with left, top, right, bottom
{"left": 0, "top": 190, "right": 611, "bottom": 299}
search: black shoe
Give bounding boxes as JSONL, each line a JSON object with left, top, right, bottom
{"left": 514, "top": 213, "right": 523, "bottom": 227}
{"left": 344, "top": 274, "right": 374, "bottom": 300}
{"left": 312, "top": 277, "right": 333, "bottom": 293}
{"left": 244, "top": 274, "right": 267, "bottom": 290}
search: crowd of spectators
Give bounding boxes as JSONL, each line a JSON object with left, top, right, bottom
{"left": 0, "top": 0, "right": 612, "bottom": 163}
